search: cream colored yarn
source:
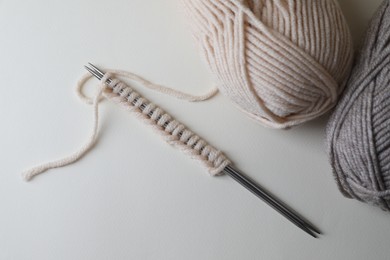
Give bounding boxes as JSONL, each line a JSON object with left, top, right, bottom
{"left": 22, "top": 70, "right": 229, "bottom": 181}
{"left": 181, "top": 0, "right": 354, "bottom": 128}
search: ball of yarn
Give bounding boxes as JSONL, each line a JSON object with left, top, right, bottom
{"left": 181, "top": 0, "right": 353, "bottom": 128}
{"left": 327, "top": 0, "right": 390, "bottom": 210}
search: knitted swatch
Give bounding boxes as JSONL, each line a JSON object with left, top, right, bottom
{"left": 181, "top": 0, "right": 354, "bottom": 128}
{"left": 22, "top": 70, "right": 227, "bottom": 181}
{"left": 326, "top": 0, "right": 390, "bottom": 210}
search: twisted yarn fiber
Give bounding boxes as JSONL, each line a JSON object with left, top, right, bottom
{"left": 327, "top": 0, "right": 390, "bottom": 210}
{"left": 181, "top": 0, "right": 353, "bottom": 128}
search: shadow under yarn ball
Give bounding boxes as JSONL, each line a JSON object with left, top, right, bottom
{"left": 181, "top": 0, "right": 353, "bottom": 128}
{"left": 327, "top": 0, "right": 390, "bottom": 210}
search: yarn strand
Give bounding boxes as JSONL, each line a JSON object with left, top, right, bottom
{"left": 76, "top": 70, "right": 219, "bottom": 104}
{"left": 22, "top": 84, "right": 105, "bottom": 181}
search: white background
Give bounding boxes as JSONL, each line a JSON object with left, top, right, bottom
{"left": 0, "top": 0, "right": 388, "bottom": 259}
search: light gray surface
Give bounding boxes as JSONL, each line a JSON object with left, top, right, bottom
{"left": 0, "top": 0, "right": 388, "bottom": 259}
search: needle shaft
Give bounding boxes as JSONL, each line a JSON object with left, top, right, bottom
{"left": 224, "top": 165, "right": 320, "bottom": 237}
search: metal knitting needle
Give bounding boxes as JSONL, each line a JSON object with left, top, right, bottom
{"left": 85, "top": 63, "right": 321, "bottom": 238}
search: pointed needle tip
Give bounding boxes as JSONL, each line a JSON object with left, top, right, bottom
{"left": 304, "top": 227, "right": 319, "bottom": 239}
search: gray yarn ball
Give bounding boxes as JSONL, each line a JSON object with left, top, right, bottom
{"left": 327, "top": 0, "right": 390, "bottom": 210}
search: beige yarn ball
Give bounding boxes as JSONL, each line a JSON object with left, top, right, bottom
{"left": 181, "top": 0, "right": 354, "bottom": 128}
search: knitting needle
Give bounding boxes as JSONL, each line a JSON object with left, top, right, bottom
{"left": 84, "top": 63, "right": 321, "bottom": 237}
{"left": 224, "top": 165, "right": 320, "bottom": 237}
{"left": 84, "top": 63, "right": 321, "bottom": 238}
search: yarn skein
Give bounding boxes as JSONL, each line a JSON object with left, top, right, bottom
{"left": 326, "top": 0, "right": 390, "bottom": 210}
{"left": 180, "top": 0, "right": 354, "bottom": 129}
